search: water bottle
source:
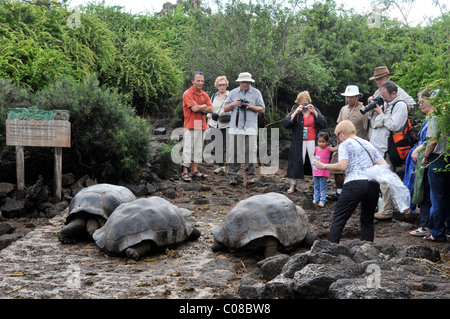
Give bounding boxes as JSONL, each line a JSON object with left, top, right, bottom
{"left": 377, "top": 197, "right": 384, "bottom": 212}
{"left": 313, "top": 156, "right": 321, "bottom": 170}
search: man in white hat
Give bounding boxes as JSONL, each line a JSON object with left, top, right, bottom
{"left": 328, "top": 85, "right": 370, "bottom": 201}
{"left": 338, "top": 85, "right": 369, "bottom": 138}
{"left": 224, "top": 72, "right": 265, "bottom": 185}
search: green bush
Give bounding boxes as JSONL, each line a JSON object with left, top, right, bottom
{"left": 109, "top": 33, "right": 182, "bottom": 116}
{"left": 0, "top": 78, "right": 33, "bottom": 161}
{"left": 33, "top": 76, "right": 152, "bottom": 182}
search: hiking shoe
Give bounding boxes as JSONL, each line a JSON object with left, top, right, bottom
{"left": 326, "top": 193, "right": 339, "bottom": 201}
{"left": 374, "top": 212, "right": 393, "bottom": 221}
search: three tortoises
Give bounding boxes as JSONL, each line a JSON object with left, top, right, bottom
{"left": 60, "top": 184, "right": 317, "bottom": 261}
{"left": 211, "top": 193, "right": 317, "bottom": 258}
{"left": 93, "top": 197, "right": 201, "bottom": 260}
{"left": 58, "top": 184, "right": 137, "bottom": 243}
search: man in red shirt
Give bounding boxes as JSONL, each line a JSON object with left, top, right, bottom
{"left": 181, "top": 71, "right": 213, "bottom": 182}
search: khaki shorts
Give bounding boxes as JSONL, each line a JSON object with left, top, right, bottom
{"left": 182, "top": 129, "right": 205, "bottom": 167}
{"left": 331, "top": 151, "right": 345, "bottom": 175}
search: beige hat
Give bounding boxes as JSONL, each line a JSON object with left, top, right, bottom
{"left": 341, "top": 85, "right": 363, "bottom": 97}
{"left": 370, "top": 66, "right": 394, "bottom": 80}
{"left": 236, "top": 72, "right": 255, "bottom": 82}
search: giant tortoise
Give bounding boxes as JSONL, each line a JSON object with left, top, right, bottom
{"left": 58, "top": 184, "right": 136, "bottom": 243}
{"left": 93, "top": 197, "right": 201, "bottom": 260}
{"left": 211, "top": 192, "right": 317, "bottom": 258}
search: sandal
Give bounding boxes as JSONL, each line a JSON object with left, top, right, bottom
{"left": 180, "top": 172, "right": 191, "bottom": 182}
{"left": 247, "top": 177, "right": 256, "bottom": 185}
{"left": 318, "top": 203, "right": 325, "bottom": 208}
{"left": 229, "top": 177, "right": 237, "bottom": 186}
{"left": 409, "top": 227, "right": 431, "bottom": 237}
{"left": 423, "top": 234, "right": 447, "bottom": 242}
{"left": 287, "top": 186, "right": 296, "bottom": 194}
{"left": 190, "top": 171, "right": 207, "bottom": 179}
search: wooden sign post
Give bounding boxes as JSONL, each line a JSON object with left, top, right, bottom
{"left": 6, "top": 109, "right": 71, "bottom": 201}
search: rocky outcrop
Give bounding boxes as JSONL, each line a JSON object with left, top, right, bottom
{"left": 239, "top": 240, "right": 448, "bottom": 299}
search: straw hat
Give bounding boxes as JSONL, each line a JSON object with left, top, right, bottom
{"left": 236, "top": 72, "right": 255, "bottom": 82}
{"left": 341, "top": 85, "right": 363, "bottom": 97}
{"left": 369, "top": 66, "right": 394, "bottom": 80}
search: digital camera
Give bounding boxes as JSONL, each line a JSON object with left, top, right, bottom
{"left": 360, "top": 96, "right": 384, "bottom": 115}
{"left": 239, "top": 99, "right": 250, "bottom": 110}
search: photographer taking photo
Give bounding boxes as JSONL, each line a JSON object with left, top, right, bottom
{"left": 282, "top": 91, "right": 327, "bottom": 194}
{"left": 224, "top": 72, "right": 265, "bottom": 186}
{"left": 369, "top": 81, "right": 409, "bottom": 221}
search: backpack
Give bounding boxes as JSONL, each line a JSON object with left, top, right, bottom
{"left": 387, "top": 100, "right": 417, "bottom": 167}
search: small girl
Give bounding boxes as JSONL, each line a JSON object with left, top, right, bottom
{"left": 313, "top": 132, "right": 338, "bottom": 207}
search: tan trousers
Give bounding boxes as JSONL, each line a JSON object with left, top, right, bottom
{"left": 378, "top": 154, "right": 395, "bottom": 217}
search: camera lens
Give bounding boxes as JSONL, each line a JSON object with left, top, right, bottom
{"left": 360, "top": 96, "right": 383, "bottom": 115}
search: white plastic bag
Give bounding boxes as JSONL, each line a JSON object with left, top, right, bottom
{"left": 365, "top": 165, "right": 411, "bottom": 213}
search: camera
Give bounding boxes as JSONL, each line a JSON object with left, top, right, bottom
{"left": 211, "top": 113, "right": 219, "bottom": 121}
{"left": 360, "top": 96, "right": 384, "bottom": 115}
{"left": 302, "top": 104, "right": 309, "bottom": 111}
{"left": 239, "top": 99, "right": 250, "bottom": 110}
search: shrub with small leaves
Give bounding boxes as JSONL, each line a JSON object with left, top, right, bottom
{"left": 33, "top": 76, "right": 152, "bottom": 181}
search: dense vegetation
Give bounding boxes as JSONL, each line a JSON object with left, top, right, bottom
{"left": 1, "top": 0, "right": 448, "bottom": 181}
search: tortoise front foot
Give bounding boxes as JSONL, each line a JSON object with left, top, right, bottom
{"left": 188, "top": 228, "right": 201, "bottom": 241}
{"left": 125, "top": 241, "right": 152, "bottom": 260}
{"left": 211, "top": 239, "right": 226, "bottom": 252}
{"left": 263, "top": 237, "right": 280, "bottom": 259}
{"left": 86, "top": 217, "right": 104, "bottom": 238}
{"left": 58, "top": 218, "right": 87, "bottom": 244}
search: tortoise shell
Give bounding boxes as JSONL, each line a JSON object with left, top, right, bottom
{"left": 66, "top": 184, "right": 136, "bottom": 223}
{"left": 93, "top": 197, "right": 197, "bottom": 253}
{"left": 211, "top": 193, "right": 311, "bottom": 249}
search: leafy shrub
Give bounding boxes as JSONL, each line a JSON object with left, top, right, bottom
{"left": 109, "top": 33, "right": 182, "bottom": 116}
{"left": 0, "top": 78, "right": 33, "bottom": 161}
{"left": 33, "top": 76, "right": 152, "bottom": 182}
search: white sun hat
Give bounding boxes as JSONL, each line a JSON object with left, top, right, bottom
{"left": 341, "top": 85, "right": 363, "bottom": 97}
{"left": 235, "top": 72, "right": 255, "bottom": 82}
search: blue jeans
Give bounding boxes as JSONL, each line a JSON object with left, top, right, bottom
{"left": 313, "top": 176, "right": 327, "bottom": 204}
{"left": 427, "top": 154, "right": 450, "bottom": 240}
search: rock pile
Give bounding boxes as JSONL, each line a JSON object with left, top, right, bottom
{"left": 239, "top": 239, "right": 448, "bottom": 299}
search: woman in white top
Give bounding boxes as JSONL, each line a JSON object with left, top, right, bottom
{"left": 208, "top": 76, "right": 231, "bottom": 174}
{"left": 313, "top": 120, "right": 387, "bottom": 243}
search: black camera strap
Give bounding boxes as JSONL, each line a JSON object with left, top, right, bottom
{"left": 352, "top": 138, "right": 375, "bottom": 165}
{"left": 235, "top": 107, "right": 247, "bottom": 129}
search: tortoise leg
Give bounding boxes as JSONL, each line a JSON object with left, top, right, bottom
{"left": 263, "top": 237, "right": 280, "bottom": 259}
{"left": 211, "top": 239, "right": 226, "bottom": 252}
{"left": 58, "top": 218, "right": 86, "bottom": 244}
{"left": 187, "top": 228, "right": 201, "bottom": 241}
{"left": 125, "top": 241, "right": 152, "bottom": 260}
{"left": 86, "top": 217, "right": 104, "bottom": 238}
